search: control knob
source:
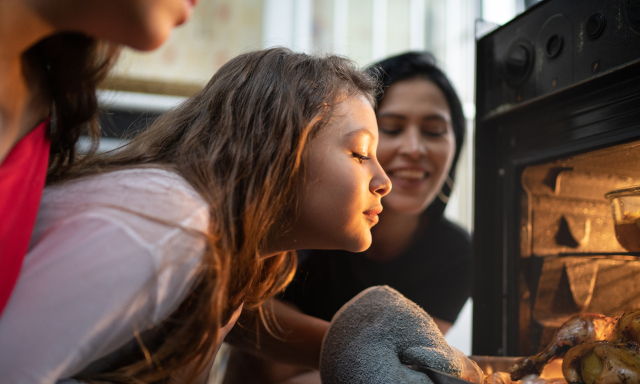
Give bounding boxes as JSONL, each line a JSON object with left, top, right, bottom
{"left": 503, "top": 40, "right": 534, "bottom": 86}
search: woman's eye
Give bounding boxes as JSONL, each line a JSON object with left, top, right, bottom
{"left": 379, "top": 126, "right": 402, "bottom": 135}
{"left": 421, "top": 125, "right": 448, "bottom": 137}
{"left": 352, "top": 153, "right": 372, "bottom": 163}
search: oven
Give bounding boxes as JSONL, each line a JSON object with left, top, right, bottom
{"left": 473, "top": 0, "right": 640, "bottom": 357}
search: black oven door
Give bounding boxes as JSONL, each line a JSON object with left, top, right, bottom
{"left": 473, "top": 0, "right": 640, "bottom": 356}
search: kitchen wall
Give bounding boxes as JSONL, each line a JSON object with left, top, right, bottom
{"left": 105, "top": 0, "right": 479, "bottom": 233}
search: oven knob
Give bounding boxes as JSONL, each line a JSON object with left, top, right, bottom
{"left": 586, "top": 13, "right": 606, "bottom": 39}
{"left": 503, "top": 41, "right": 534, "bottom": 86}
{"left": 546, "top": 34, "right": 564, "bottom": 58}
{"left": 627, "top": 0, "right": 640, "bottom": 34}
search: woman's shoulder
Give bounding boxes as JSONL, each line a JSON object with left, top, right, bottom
{"left": 433, "top": 217, "right": 472, "bottom": 243}
{"left": 408, "top": 217, "right": 472, "bottom": 260}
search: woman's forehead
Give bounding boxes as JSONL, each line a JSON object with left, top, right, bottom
{"left": 379, "top": 79, "right": 450, "bottom": 116}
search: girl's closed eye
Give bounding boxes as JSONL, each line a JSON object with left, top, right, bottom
{"left": 352, "top": 153, "right": 372, "bottom": 163}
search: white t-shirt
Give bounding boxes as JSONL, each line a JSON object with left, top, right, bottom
{"left": 0, "top": 168, "right": 210, "bottom": 383}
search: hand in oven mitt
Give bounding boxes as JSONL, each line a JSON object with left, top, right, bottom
{"left": 320, "top": 285, "right": 463, "bottom": 384}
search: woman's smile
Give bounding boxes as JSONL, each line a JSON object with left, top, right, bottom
{"left": 386, "top": 167, "right": 432, "bottom": 189}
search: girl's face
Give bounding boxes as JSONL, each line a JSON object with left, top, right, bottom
{"left": 31, "top": 0, "right": 196, "bottom": 50}
{"left": 376, "top": 78, "right": 456, "bottom": 215}
{"left": 291, "top": 95, "right": 392, "bottom": 253}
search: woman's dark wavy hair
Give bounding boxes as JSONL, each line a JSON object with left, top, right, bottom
{"left": 21, "top": 32, "right": 121, "bottom": 181}
{"left": 366, "top": 51, "right": 466, "bottom": 220}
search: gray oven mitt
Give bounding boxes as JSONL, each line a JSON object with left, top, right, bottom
{"left": 320, "top": 286, "right": 463, "bottom": 384}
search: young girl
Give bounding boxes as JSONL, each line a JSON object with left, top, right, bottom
{"left": 0, "top": 48, "right": 393, "bottom": 383}
{"left": 0, "top": 0, "right": 196, "bottom": 319}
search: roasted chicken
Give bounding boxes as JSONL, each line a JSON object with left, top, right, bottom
{"left": 509, "top": 314, "right": 619, "bottom": 380}
{"left": 562, "top": 341, "right": 640, "bottom": 384}
{"left": 509, "top": 310, "right": 640, "bottom": 383}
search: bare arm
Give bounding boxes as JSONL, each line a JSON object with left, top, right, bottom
{"left": 226, "top": 299, "right": 329, "bottom": 370}
{"left": 432, "top": 316, "right": 453, "bottom": 335}
{"left": 226, "top": 301, "right": 452, "bottom": 369}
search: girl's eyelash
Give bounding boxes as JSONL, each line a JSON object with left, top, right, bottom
{"left": 352, "top": 153, "right": 371, "bottom": 163}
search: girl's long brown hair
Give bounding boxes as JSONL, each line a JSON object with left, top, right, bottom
{"left": 21, "top": 32, "right": 120, "bottom": 180}
{"left": 58, "top": 48, "right": 378, "bottom": 383}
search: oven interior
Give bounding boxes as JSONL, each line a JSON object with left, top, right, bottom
{"left": 518, "top": 140, "right": 640, "bottom": 356}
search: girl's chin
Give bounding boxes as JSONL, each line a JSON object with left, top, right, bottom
{"left": 343, "top": 233, "right": 372, "bottom": 253}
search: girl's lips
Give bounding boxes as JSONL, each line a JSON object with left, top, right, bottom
{"left": 364, "top": 213, "right": 380, "bottom": 225}
{"left": 364, "top": 206, "right": 383, "bottom": 224}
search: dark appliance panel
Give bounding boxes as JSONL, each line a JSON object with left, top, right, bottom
{"left": 474, "top": 0, "right": 640, "bottom": 357}
{"left": 477, "top": 0, "right": 640, "bottom": 119}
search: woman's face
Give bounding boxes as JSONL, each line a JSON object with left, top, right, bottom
{"left": 376, "top": 78, "right": 456, "bottom": 215}
{"left": 291, "top": 94, "right": 392, "bottom": 253}
{"left": 32, "top": 0, "right": 196, "bottom": 50}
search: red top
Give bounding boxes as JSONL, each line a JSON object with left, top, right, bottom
{"left": 0, "top": 119, "right": 50, "bottom": 316}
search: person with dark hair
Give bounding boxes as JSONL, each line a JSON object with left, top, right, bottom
{"left": 0, "top": 48, "right": 464, "bottom": 384}
{"left": 0, "top": 0, "right": 196, "bottom": 320}
{"left": 224, "top": 51, "right": 471, "bottom": 384}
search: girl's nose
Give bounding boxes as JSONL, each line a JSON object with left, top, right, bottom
{"left": 371, "top": 161, "right": 392, "bottom": 197}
